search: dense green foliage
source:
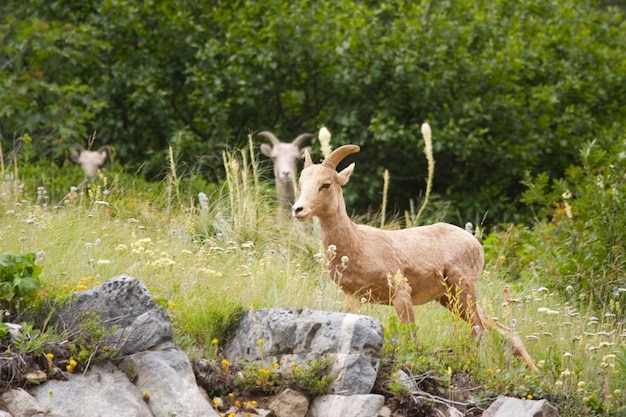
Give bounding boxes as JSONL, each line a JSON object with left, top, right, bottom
{"left": 1, "top": 0, "right": 625, "bottom": 224}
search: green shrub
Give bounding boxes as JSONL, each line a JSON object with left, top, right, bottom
{"left": 287, "top": 355, "right": 336, "bottom": 398}
{"left": 0, "top": 252, "right": 41, "bottom": 317}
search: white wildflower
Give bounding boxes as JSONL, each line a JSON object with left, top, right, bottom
{"left": 198, "top": 192, "right": 209, "bottom": 212}
{"left": 319, "top": 127, "right": 332, "bottom": 158}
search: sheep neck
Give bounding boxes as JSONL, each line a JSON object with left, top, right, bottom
{"left": 318, "top": 207, "right": 358, "bottom": 256}
{"left": 276, "top": 178, "right": 295, "bottom": 207}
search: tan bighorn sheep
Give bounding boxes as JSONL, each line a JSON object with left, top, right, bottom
{"left": 71, "top": 144, "right": 107, "bottom": 177}
{"left": 258, "top": 131, "right": 313, "bottom": 215}
{"left": 293, "top": 144, "right": 536, "bottom": 369}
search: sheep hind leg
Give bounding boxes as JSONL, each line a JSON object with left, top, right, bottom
{"left": 437, "top": 286, "right": 485, "bottom": 339}
{"left": 488, "top": 317, "right": 538, "bottom": 371}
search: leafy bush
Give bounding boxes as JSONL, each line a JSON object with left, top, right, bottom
{"left": 490, "top": 134, "right": 626, "bottom": 316}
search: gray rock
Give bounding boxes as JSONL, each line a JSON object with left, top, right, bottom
{"left": 118, "top": 346, "right": 220, "bottom": 417}
{"left": 0, "top": 388, "right": 48, "bottom": 417}
{"left": 55, "top": 275, "right": 172, "bottom": 355}
{"left": 30, "top": 361, "right": 153, "bottom": 417}
{"left": 306, "top": 394, "right": 385, "bottom": 417}
{"left": 395, "top": 369, "right": 417, "bottom": 393}
{"left": 378, "top": 405, "right": 392, "bottom": 417}
{"left": 483, "top": 395, "right": 560, "bottom": 417}
{"left": 269, "top": 388, "right": 309, "bottom": 417}
{"left": 225, "top": 308, "right": 384, "bottom": 395}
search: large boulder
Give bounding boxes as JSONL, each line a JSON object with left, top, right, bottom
{"left": 55, "top": 275, "right": 172, "bottom": 355}
{"left": 225, "top": 308, "right": 384, "bottom": 395}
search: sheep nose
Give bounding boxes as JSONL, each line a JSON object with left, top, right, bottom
{"left": 294, "top": 206, "right": 303, "bottom": 215}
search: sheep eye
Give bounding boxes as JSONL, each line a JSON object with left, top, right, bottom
{"left": 319, "top": 183, "right": 331, "bottom": 191}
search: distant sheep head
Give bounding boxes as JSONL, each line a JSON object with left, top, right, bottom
{"left": 71, "top": 144, "right": 107, "bottom": 177}
{"left": 258, "top": 131, "right": 313, "bottom": 214}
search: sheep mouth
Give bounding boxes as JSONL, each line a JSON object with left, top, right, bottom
{"left": 293, "top": 209, "right": 311, "bottom": 221}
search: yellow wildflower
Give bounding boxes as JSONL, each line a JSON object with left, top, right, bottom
{"left": 66, "top": 358, "right": 77, "bottom": 373}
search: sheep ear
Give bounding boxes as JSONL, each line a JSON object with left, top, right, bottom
{"left": 300, "top": 146, "right": 311, "bottom": 159}
{"left": 260, "top": 143, "right": 273, "bottom": 158}
{"left": 337, "top": 163, "right": 355, "bottom": 186}
{"left": 303, "top": 149, "right": 313, "bottom": 167}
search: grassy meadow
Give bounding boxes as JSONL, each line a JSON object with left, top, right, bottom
{"left": 1, "top": 138, "right": 625, "bottom": 416}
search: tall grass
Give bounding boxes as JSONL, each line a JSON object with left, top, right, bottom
{"left": 0, "top": 143, "right": 624, "bottom": 416}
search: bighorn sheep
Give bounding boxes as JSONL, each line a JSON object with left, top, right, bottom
{"left": 258, "top": 131, "right": 313, "bottom": 215}
{"left": 293, "top": 144, "right": 535, "bottom": 369}
{"left": 71, "top": 144, "right": 107, "bottom": 177}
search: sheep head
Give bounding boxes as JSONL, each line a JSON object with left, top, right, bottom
{"left": 71, "top": 144, "right": 107, "bottom": 177}
{"left": 293, "top": 145, "right": 360, "bottom": 221}
{"left": 258, "top": 131, "right": 313, "bottom": 182}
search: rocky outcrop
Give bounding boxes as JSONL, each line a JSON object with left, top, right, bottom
{"left": 0, "top": 276, "right": 560, "bottom": 417}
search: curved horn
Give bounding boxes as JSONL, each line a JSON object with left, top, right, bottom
{"left": 292, "top": 133, "right": 313, "bottom": 148}
{"left": 321, "top": 145, "right": 360, "bottom": 169}
{"left": 257, "top": 131, "right": 280, "bottom": 145}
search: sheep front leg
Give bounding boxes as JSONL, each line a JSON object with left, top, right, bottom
{"left": 343, "top": 292, "right": 361, "bottom": 314}
{"left": 392, "top": 287, "right": 415, "bottom": 324}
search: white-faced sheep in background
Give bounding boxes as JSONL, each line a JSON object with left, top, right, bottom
{"left": 71, "top": 144, "right": 107, "bottom": 177}
{"left": 292, "top": 144, "right": 536, "bottom": 369}
{"left": 257, "top": 131, "right": 313, "bottom": 215}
